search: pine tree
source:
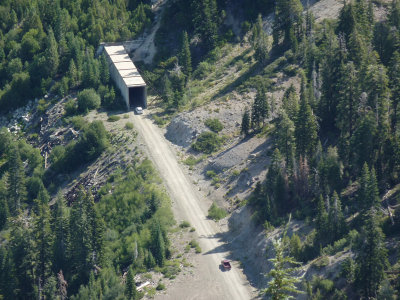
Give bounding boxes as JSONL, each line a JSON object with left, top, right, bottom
{"left": 179, "top": 31, "right": 192, "bottom": 78}
{"left": 263, "top": 227, "right": 302, "bottom": 299}
{"left": 295, "top": 82, "right": 318, "bottom": 158}
{"left": 162, "top": 74, "right": 173, "bottom": 105}
{"left": 99, "top": 54, "right": 109, "bottom": 85}
{"left": 273, "top": 0, "right": 303, "bottom": 49}
{"left": 7, "top": 145, "right": 27, "bottom": 214}
{"left": 350, "top": 111, "right": 377, "bottom": 171}
{"left": 0, "top": 179, "right": 9, "bottom": 230}
{"left": 366, "top": 167, "right": 380, "bottom": 209}
{"left": 241, "top": 108, "right": 251, "bottom": 136}
{"left": 282, "top": 84, "right": 299, "bottom": 120}
{"left": 389, "top": 51, "right": 400, "bottom": 130}
{"left": 45, "top": 28, "right": 59, "bottom": 77}
{"left": 364, "top": 64, "right": 391, "bottom": 153}
{"left": 33, "top": 198, "right": 54, "bottom": 296}
{"left": 357, "top": 163, "right": 380, "bottom": 213}
{"left": 355, "top": 209, "right": 388, "bottom": 298}
{"left": 252, "top": 86, "right": 269, "bottom": 129}
{"left": 52, "top": 193, "right": 69, "bottom": 274}
{"left": 9, "top": 216, "right": 36, "bottom": 298}
{"left": 0, "top": 247, "right": 17, "bottom": 299}
{"left": 252, "top": 14, "right": 270, "bottom": 63}
{"left": 315, "top": 195, "right": 329, "bottom": 247}
{"left": 275, "top": 111, "right": 296, "bottom": 168}
{"left": 318, "top": 29, "right": 342, "bottom": 132}
{"left": 151, "top": 221, "right": 166, "bottom": 267}
{"left": 329, "top": 191, "right": 345, "bottom": 241}
{"left": 68, "top": 188, "right": 93, "bottom": 284}
{"left": 336, "top": 62, "right": 360, "bottom": 139}
{"left": 68, "top": 59, "right": 78, "bottom": 88}
{"left": 194, "top": 0, "right": 218, "bottom": 51}
{"left": 125, "top": 266, "right": 138, "bottom": 300}
{"left": 85, "top": 190, "right": 105, "bottom": 268}
{"left": 358, "top": 163, "right": 370, "bottom": 211}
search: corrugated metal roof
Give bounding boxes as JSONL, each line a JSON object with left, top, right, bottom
{"left": 104, "top": 45, "right": 146, "bottom": 87}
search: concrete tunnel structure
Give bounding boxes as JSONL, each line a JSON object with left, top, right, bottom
{"left": 102, "top": 44, "right": 147, "bottom": 110}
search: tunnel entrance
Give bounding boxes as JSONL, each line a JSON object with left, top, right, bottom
{"left": 129, "top": 86, "right": 147, "bottom": 109}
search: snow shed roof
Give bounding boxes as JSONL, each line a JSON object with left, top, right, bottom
{"left": 104, "top": 45, "right": 146, "bottom": 87}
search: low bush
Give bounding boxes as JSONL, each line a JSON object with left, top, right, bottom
{"left": 67, "top": 116, "right": 86, "bottom": 130}
{"left": 189, "top": 240, "right": 202, "bottom": 253}
{"left": 312, "top": 256, "right": 330, "bottom": 269}
{"left": 48, "top": 121, "right": 109, "bottom": 174}
{"left": 206, "top": 170, "right": 217, "bottom": 178}
{"left": 64, "top": 99, "right": 77, "bottom": 116}
{"left": 192, "top": 131, "right": 224, "bottom": 154}
{"left": 125, "top": 122, "right": 134, "bottom": 129}
{"left": 311, "top": 276, "right": 334, "bottom": 293}
{"left": 107, "top": 115, "right": 121, "bottom": 122}
{"left": 183, "top": 155, "right": 203, "bottom": 166}
{"left": 193, "top": 61, "right": 215, "bottom": 79}
{"left": 77, "top": 88, "right": 101, "bottom": 113}
{"left": 156, "top": 283, "right": 165, "bottom": 290}
{"left": 179, "top": 220, "right": 190, "bottom": 228}
{"left": 204, "top": 118, "right": 223, "bottom": 133}
{"left": 207, "top": 202, "right": 227, "bottom": 221}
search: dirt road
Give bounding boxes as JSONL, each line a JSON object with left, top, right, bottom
{"left": 131, "top": 112, "right": 255, "bottom": 299}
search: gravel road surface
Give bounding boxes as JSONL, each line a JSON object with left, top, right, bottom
{"left": 131, "top": 112, "right": 255, "bottom": 300}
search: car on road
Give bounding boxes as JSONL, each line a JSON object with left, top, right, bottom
{"left": 135, "top": 106, "right": 143, "bottom": 114}
{"left": 221, "top": 259, "right": 232, "bottom": 271}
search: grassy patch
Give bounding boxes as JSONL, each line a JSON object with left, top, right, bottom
{"left": 206, "top": 170, "right": 221, "bottom": 186}
{"left": 205, "top": 118, "right": 223, "bottom": 133}
{"left": 312, "top": 256, "right": 330, "bottom": 269}
{"left": 207, "top": 202, "right": 227, "bottom": 221}
{"left": 192, "top": 131, "right": 224, "bottom": 154}
{"left": 153, "top": 115, "right": 168, "bottom": 126}
{"left": 125, "top": 122, "right": 134, "bottom": 130}
{"left": 159, "top": 259, "right": 181, "bottom": 279}
{"left": 189, "top": 239, "right": 202, "bottom": 253}
{"left": 183, "top": 155, "right": 204, "bottom": 166}
{"left": 107, "top": 115, "right": 121, "bottom": 122}
{"left": 179, "top": 220, "right": 191, "bottom": 228}
{"left": 156, "top": 282, "right": 165, "bottom": 290}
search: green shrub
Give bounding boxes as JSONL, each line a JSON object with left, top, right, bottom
{"left": 231, "top": 170, "right": 240, "bottom": 177}
{"left": 192, "top": 131, "right": 224, "bottom": 154}
{"left": 193, "top": 61, "right": 215, "bottom": 79}
{"left": 49, "top": 121, "right": 109, "bottom": 174}
{"left": 204, "top": 118, "right": 223, "bottom": 133}
{"left": 153, "top": 115, "right": 167, "bottom": 126}
{"left": 107, "top": 115, "right": 121, "bottom": 122}
{"left": 68, "top": 116, "right": 86, "bottom": 130}
{"left": 156, "top": 283, "right": 165, "bottom": 290}
{"left": 312, "top": 276, "right": 334, "bottom": 293}
{"left": 183, "top": 155, "right": 203, "bottom": 166}
{"left": 37, "top": 99, "right": 49, "bottom": 114}
{"left": 207, "top": 202, "right": 227, "bottom": 221}
{"left": 77, "top": 88, "right": 101, "bottom": 113}
{"left": 179, "top": 220, "right": 190, "bottom": 228}
{"left": 125, "top": 122, "right": 134, "bottom": 129}
{"left": 64, "top": 99, "right": 77, "bottom": 116}
{"left": 312, "top": 256, "right": 330, "bottom": 269}
{"left": 206, "top": 170, "right": 217, "bottom": 178}
{"left": 189, "top": 240, "right": 202, "bottom": 253}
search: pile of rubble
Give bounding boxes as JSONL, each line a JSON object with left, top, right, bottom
{"left": 0, "top": 99, "right": 38, "bottom": 132}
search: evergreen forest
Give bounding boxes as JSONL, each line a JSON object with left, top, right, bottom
{"left": 0, "top": 0, "right": 399, "bottom": 299}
